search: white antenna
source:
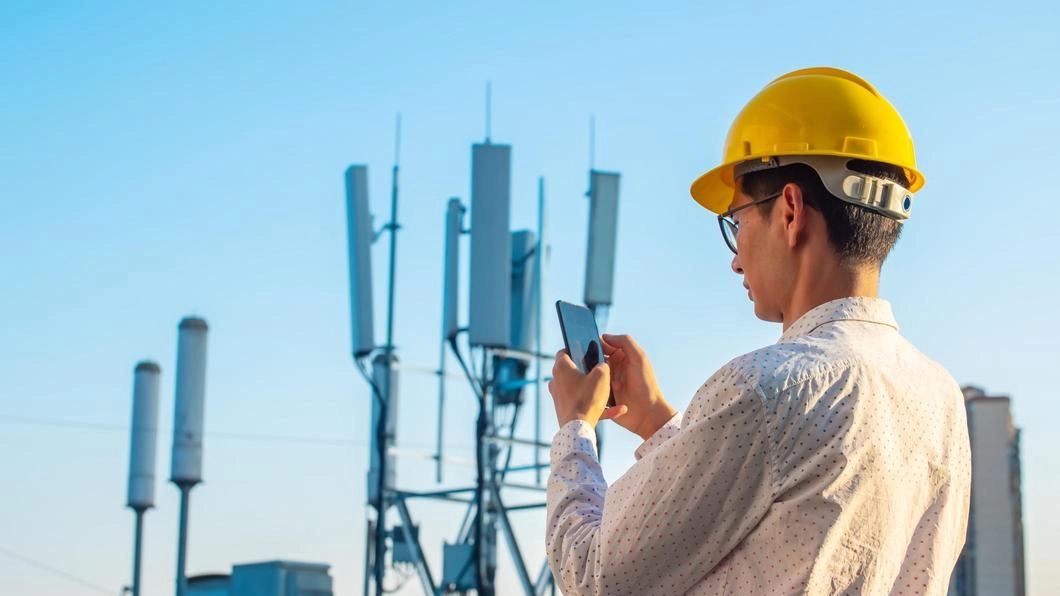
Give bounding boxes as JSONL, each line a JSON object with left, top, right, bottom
{"left": 345, "top": 166, "right": 376, "bottom": 357}
{"left": 170, "top": 316, "right": 209, "bottom": 596}
{"left": 127, "top": 361, "right": 161, "bottom": 511}
{"left": 126, "top": 360, "right": 161, "bottom": 596}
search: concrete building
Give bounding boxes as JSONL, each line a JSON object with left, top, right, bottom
{"left": 949, "top": 386, "right": 1025, "bottom": 596}
{"left": 187, "top": 561, "right": 333, "bottom": 596}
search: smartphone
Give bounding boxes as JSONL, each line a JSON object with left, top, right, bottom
{"left": 555, "top": 300, "right": 616, "bottom": 407}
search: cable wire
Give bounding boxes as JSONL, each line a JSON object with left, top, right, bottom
{"left": 0, "top": 545, "right": 115, "bottom": 595}
{"left": 0, "top": 414, "right": 367, "bottom": 447}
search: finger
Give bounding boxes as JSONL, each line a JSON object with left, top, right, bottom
{"left": 603, "top": 348, "right": 626, "bottom": 367}
{"left": 599, "top": 404, "right": 629, "bottom": 420}
{"left": 589, "top": 361, "right": 610, "bottom": 381}
{"left": 601, "top": 334, "right": 643, "bottom": 361}
{"left": 554, "top": 350, "right": 579, "bottom": 373}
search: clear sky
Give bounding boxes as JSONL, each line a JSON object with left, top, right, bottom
{"left": 3, "top": 1, "right": 1058, "bottom": 595}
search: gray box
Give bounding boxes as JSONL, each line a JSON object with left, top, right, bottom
{"left": 392, "top": 523, "right": 420, "bottom": 564}
{"left": 442, "top": 543, "right": 476, "bottom": 591}
{"left": 231, "top": 560, "right": 333, "bottom": 596}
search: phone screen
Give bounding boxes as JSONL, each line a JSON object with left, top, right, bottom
{"left": 556, "top": 301, "right": 603, "bottom": 373}
{"left": 556, "top": 300, "right": 615, "bottom": 407}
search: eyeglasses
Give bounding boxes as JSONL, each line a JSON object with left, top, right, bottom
{"left": 717, "top": 191, "right": 782, "bottom": 254}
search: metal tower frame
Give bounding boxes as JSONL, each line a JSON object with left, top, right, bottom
{"left": 350, "top": 116, "right": 619, "bottom": 596}
{"left": 351, "top": 167, "right": 556, "bottom": 595}
{"left": 354, "top": 169, "right": 555, "bottom": 589}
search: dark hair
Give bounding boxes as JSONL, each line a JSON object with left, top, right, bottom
{"left": 738, "top": 159, "right": 909, "bottom": 267}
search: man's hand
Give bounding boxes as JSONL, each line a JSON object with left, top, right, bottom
{"left": 600, "top": 334, "right": 678, "bottom": 440}
{"left": 549, "top": 349, "right": 629, "bottom": 428}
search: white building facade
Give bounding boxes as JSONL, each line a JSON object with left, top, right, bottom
{"left": 949, "top": 387, "right": 1025, "bottom": 596}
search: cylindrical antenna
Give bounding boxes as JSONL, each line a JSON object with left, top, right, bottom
{"left": 534, "top": 177, "right": 546, "bottom": 485}
{"left": 127, "top": 361, "right": 161, "bottom": 510}
{"left": 170, "top": 316, "right": 208, "bottom": 596}
{"left": 170, "top": 317, "right": 208, "bottom": 486}
{"left": 127, "top": 360, "right": 160, "bottom": 596}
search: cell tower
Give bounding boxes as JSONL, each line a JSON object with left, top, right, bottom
{"left": 170, "top": 317, "right": 209, "bottom": 596}
{"left": 346, "top": 106, "right": 621, "bottom": 596}
{"left": 126, "top": 360, "right": 161, "bottom": 596}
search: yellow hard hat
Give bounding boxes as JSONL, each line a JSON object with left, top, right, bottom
{"left": 690, "top": 67, "right": 925, "bottom": 215}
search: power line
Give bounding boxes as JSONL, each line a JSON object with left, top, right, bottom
{"left": 0, "top": 414, "right": 481, "bottom": 451}
{"left": 0, "top": 358, "right": 538, "bottom": 447}
{"left": 0, "top": 545, "right": 115, "bottom": 595}
{"left": 0, "top": 414, "right": 367, "bottom": 447}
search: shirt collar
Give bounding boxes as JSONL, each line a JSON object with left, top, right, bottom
{"left": 779, "top": 296, "right": 899, "bottom": 343}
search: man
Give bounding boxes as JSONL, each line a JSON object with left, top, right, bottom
{"left": 546, "top": 67, "right": 971, "bottom": 595}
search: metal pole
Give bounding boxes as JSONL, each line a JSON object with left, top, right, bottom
{"left": 175, "top": 483, "right": 192, "bottom": 596}
{"left": 475, "top": 348, "right": 489, "bottom": 595}
{"left": 374, "top": 114, "right": 401, "bottom": 596}
{"left": 492, "top": 485, "right": 535, "bottom": 595}
{"left": 535, "top": 177, "right": 545, "bottom": 485}
{"left": 386, "top": 121, "right": 400, "bottom": 353}
{"left": 131, "top": 508, "right": 145, "bottom": 596}
{"left": 394, "top": 498, "right": 437, "bottom": 595}
{"left": 535, "top": 560, "right": 553, "bottom": 596}
{"left": 373, "top": 399, "right": 387, "bottom": 596}
{"left": 363, "top": 518, "right": 372, "bottom": 596}
{"left": 436, "top": 341, "right": 446, "bottom": 483}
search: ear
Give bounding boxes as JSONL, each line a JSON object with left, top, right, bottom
{"left": 779, "top": 182, "right": 808, "bottom": 249}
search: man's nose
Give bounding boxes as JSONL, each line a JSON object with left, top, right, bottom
{"left": 731, "top": 253, "right": 743, "bottom": 274}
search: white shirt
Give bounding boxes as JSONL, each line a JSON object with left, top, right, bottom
{"left": 546, "top": 297, "right": 971, "bottom": 595}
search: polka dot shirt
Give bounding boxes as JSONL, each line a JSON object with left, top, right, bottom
{"left": 546, "top": 297, "right": 971, "bottom": 595}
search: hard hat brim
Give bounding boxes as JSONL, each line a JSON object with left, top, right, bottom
{"left": 690, "top": 162, "right": 738, "bottom": 215}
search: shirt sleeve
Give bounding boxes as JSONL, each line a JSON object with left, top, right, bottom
{"left": 634, "top": 412, "right": 683, "bottom": 461}
{"left": 546, "top": 363, "right": 775, "bottom": 595}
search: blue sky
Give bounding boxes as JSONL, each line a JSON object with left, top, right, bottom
{"left": 2, "top": 1, "right": 1058, "bottom": 594}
